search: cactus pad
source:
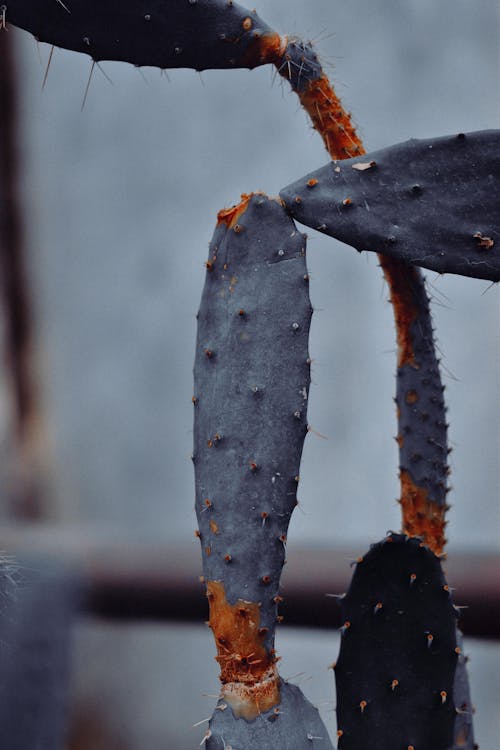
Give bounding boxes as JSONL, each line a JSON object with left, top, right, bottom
{"left": 334, "top": 534, "right": 458, "bottom": 750}
{"left": 280, "top": 130, "right": 500, "bottom": 281}
{"left": 6, "top": 0, "right": 282, "bottom": 71}
{"left": 193, "top": 193, "right": 334, "bottom": 747}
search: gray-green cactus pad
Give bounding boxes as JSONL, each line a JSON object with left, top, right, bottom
{"left": 280, "top": 130, "right": 500, "bottom": 281}
{"left": 193, "top": 194, "right": 311, "bottom": 639}
{"left": 6, "top": 0, "right": 277, "bottom": 71}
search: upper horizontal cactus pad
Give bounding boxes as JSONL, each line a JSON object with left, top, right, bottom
{"left": 6, "top": 0, "right": 282, "bottom": 70}
{"left": 280, "top": 130, "right": 500, "bottom": 281}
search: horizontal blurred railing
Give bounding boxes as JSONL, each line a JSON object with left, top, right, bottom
{"left": 1, "top": 524, "right": 499, "bottom": 639}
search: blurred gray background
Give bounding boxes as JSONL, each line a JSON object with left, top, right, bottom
{"left": 4, "top": 0, "right": 500, "bottom": 747}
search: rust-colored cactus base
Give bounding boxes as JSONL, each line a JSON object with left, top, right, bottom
{"left": 400, "top": 470, "right": 447, "bottom": 556}
{"left": 206, "top": 580, "right": 280, "bottom": 720}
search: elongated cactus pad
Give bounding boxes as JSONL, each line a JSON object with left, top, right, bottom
{"left": 193, "top": 193, "right": 332, "bottom": 747}
{"left": 280, "top": 130, "right": 500, "bottom": 281}
{"left": 6, "top": 0, "right": 282, "bottom": 71}
{"left": 334, "top": 534, "right": 458, "bottom": 750}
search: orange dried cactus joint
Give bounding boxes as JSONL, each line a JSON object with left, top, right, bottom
{"left": 400, "top": 470, "right": 446, "bottom": 555}
{"left": 206, "top": 580, "right": 280, "bottom": 720}
{"left": 295, "top": 73, "right": 363, "bottom": 159}
{"left": 217, "top": 193, "right": 252, "bottom": 229}
{"left": 241, "top": 31, "right": 286, "bottom": 68}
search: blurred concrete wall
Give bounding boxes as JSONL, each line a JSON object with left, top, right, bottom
{"left": 7, "top": 0, "right": 500, "bottom": 747}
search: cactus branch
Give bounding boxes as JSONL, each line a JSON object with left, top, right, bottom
{"left": 274, "top": 37, "right": 475, "bottom": 749}
{"left": 5, "top": 0, "right": 282, "bottom": 71}
{"left": 274, "top": 39, "right": 449, "bottom": 555}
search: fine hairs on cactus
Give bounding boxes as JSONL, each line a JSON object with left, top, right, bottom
{"left": 280, "top": 130, "right": 500, "bottom": 281}
{"left": 193, "top": 194, "right": 333, "bottom": 749}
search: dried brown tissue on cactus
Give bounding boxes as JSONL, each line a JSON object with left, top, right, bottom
{"left": 206, "top": 580, "right": 280, "bottom": 720}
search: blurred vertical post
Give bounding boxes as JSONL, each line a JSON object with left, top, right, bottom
{"left": 0, "top": 30, "right": 45, "bottom": 519}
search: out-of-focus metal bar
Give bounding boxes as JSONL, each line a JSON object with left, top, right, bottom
{"left": 1, "top": 524, "right": 498, "bottom": 638}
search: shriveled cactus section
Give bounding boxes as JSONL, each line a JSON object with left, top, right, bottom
{"left": 335, "top": 534, "right": 458, "bottom": 750}
{"left": 193, "top": 193, "right": 332, "bottom": 747}
{"left": 280, "top": 130, "right": 500, "bottom": 281}
{"left": 6, "top": 0, "right": 282, "bottom": 71}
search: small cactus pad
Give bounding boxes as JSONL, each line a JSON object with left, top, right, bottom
{"left": 280, "top": 130, "right": 500, "bottom": 281}
{"left": 193, "top": 193, "right": 313, "bottom": 721}
{"left": 205, "top": 679, "right": 333, "bottom": 749}
{"left": 7, "top": 0, "right": 281, "bottom": 71}
{"left": 335, "top": 534, "right": 458, "bottom": 750}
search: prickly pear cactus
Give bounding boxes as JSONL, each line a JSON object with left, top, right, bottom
{"left": 193, "top": 193, "right": 333, "bottom": 748}
{"left": 334, "top": 534, "right": 458, "bottom": 750}
{"left": 280, "top": 130, "right": 500, "bottom": 281}
{"left": 6, "top": 0, "right": 282, "bottom": 71}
